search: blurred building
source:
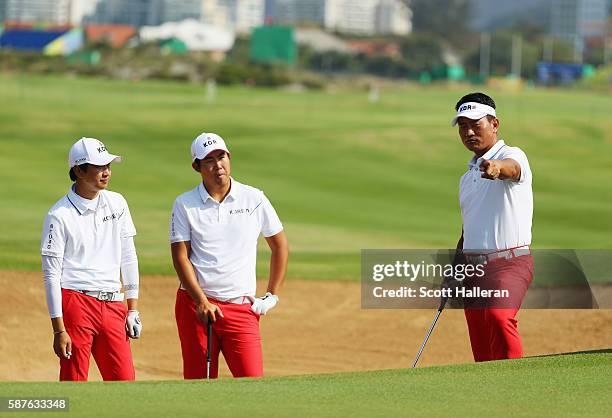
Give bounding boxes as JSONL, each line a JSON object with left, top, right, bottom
{"left": 264, "top": 0, "right": 274, "bottom": 22}
{"left": 270, "top": 0, "right": 411, "bottom": 35}
{"left": 331, "top": 0, "right": 379, "bottom": 35}
{"left": 85, "top": 0, "right": 263, "bottom": 32}
{"left": 87, "top": 0, "right": 207, "bottom": 27}
{"left": 0, "top": 0, "right": 103, "bottom": 25}
{"left": 272, "top": 0, "right": 326, "bottom": 26}
{"left": 0, "top": 0, "right": 6, "bottom": 23}
{"left": 470, "top": 0, "right": 609, "bottom": 62}
{"left": 375, "top": 0, "right": 411, "bottom": 35}
{"left": 470, "top": 0, "right": 551, "bottom": 31}
{"left": 550, "top": 0, "right": 608, "bottom": 59}
{"left": 158, "top": 0, "right": 201, "bottom": 23}
{"left": 70, "top": 0, "right": 103, "bottom": 25}
{"left": 202, "top": 0, "right": 229, "bottom": 26}
{"left": 470, "top": 0, "right": 609, "bottom": 38}
{"left": 87, "top": 0, "right": 156, "bottom": 26}
{"left": 219, "top": 0, "right": 265, "bottom": 32}
{"left": 0, "top": 0, "right": 407, "bottom": 34}
{"left": 3, "top": 0, "right": 71, "bottom": 24}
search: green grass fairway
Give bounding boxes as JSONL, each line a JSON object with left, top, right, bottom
{"left": 0, "top": 352, "right": 610, "bottom": 417}
{"left": 0, "top": 75, "right": 610, "bottom": 279}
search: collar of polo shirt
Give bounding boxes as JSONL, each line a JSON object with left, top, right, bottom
{"left": 197, "top": 178, "right": 237, "bottom": 204}
{"left": 67, "top": 186, "right": 106, "bottom": 214}
{"left": 468, "top": 140, "right": 506, "bottom": 168}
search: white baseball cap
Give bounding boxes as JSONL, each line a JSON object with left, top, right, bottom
{"left": 451, "top": 102, "right": 497, "bottom": 126}
{"left": 68, "top": 137, "right": 122, "bottom": 168}
{"left": 191, "top": 132, "right": 230, "bottom": 161}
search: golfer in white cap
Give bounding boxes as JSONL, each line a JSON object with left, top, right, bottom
{"left": 451, "top": 92, "right": 534, "bottom": 362}
{"left": 170, "top": 132, "right": 289, "bottom": 379}
{"left": 41, "top": 137, "right": 142, "bottom": 381}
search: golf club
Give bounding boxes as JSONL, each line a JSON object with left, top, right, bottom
{"left": 412, "top": 249, "right": 466, "bottom": 368}
{"left": 206, "top": 318, "right": 213, "bottom": 379}
{"left": 411, "top": 300, "right": 445, "bottom": 368}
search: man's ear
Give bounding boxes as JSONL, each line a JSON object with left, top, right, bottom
{"left": 491, "top": 117, "right": 500, "bottom": 133}
{"left": 73, "top": 165, "right": 85, "bottom": 179}
{"left": 192, "top": 161, "right": 200, "bottom": 172}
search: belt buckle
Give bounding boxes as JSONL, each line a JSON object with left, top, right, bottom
{"left": 97, "top": 291, "right": 113, "bottom": 301}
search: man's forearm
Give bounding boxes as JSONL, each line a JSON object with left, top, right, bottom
{"left": 265, "top": 232, "right": 288, "bottom": 295}
{"left": 267, "top": 248, "right": 288, "bottom": 295}
{"left": 177, "top": 261, "right": 208, "bottom": 303}
{"left": 127, "top": 298, "right": 138, "bottom": 310}
{"left": 51, "top": 317, "right": 66, "bottom": 333}
{"left": 171, "top": 245, "right": 208, "bottom": 304}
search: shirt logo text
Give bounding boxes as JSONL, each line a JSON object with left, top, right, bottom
{"left": 102, "top": 210, "right": 123, "bottom": 222}
{"left": 229, "top": 208, "right": 250, "bottom": 215}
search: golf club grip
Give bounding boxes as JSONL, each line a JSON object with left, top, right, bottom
{"left": 206, "top": 322, "right": 212, "bottom": 354}
{"left": 438, "top": 295, "right": 449, "bottom": 311}
{"left": 206, "top": 319, "right": 212, "bottom": 378}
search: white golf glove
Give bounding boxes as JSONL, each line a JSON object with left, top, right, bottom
{"left": 250, "top": 292, "right": 279, "bottom": 316}
{"left": 126, "top": 310, "right": 142, "bottom": 339}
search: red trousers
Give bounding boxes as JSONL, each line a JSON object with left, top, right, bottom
{"left": 464, "top": 255, "right": 534, "bottom": 362}
{"left": 175, "top": 289, "right": 263, "bottom": 379}
{"left": 60, "top": 289, "right": 134, "bottom": 381}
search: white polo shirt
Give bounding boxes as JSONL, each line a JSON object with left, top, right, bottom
{"left": 40, "top": 186, "right": 137, "bottom": 291}
{"left": 459, "top": 139, "right": 533, "bottom": 252}
{"left": 170, "top": 178, "right": 283, "bottom": 300}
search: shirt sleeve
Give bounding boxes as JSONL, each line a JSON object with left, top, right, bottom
{"left": 40, "top": 213, "right": 65, "bottom": 258}
{"left": 121, "top": 236, "right": 139, "bottom": 299}
{"left": 42, "top": 255, "right": 63, "bottom": 318}
{"left": 502, "top": 146, "right": 532, "bottom": 185}
{"left": 120, "top": 197, "right": 137, "bottom": 238}
{"left": 259, "top": 193, "right": 283, "bottom": 238}
{"left": 170, "top": 198, "right": 191, "bottom": 243}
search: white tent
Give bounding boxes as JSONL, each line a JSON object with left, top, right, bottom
{"left": 140, "top": 19, "right": 235, "bottom": 52}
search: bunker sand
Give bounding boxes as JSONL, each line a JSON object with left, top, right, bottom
{"left": 1, "top": 271, "right": 611, "bottom": 381}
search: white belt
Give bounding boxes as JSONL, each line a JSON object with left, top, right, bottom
{"left": 80, "top": 290, "right": 124, "bottom": 302}
{"left": 178, "top": 288, "right": 252, "bottom": 304}
{"left": 214, "top": 296, "right": 252, "bottom": 305}
{"left": 465, "top": 246, "right": 531, "bottom": 265}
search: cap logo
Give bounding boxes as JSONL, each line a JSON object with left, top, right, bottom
{"left": 459, "top": 104, "right": 475, "bottom": 112}
{"left": 202, "top": 139, "right": 217, "bottom": 147}
{"left": 96, "top": 140, "right": 107, "bottom": 153}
